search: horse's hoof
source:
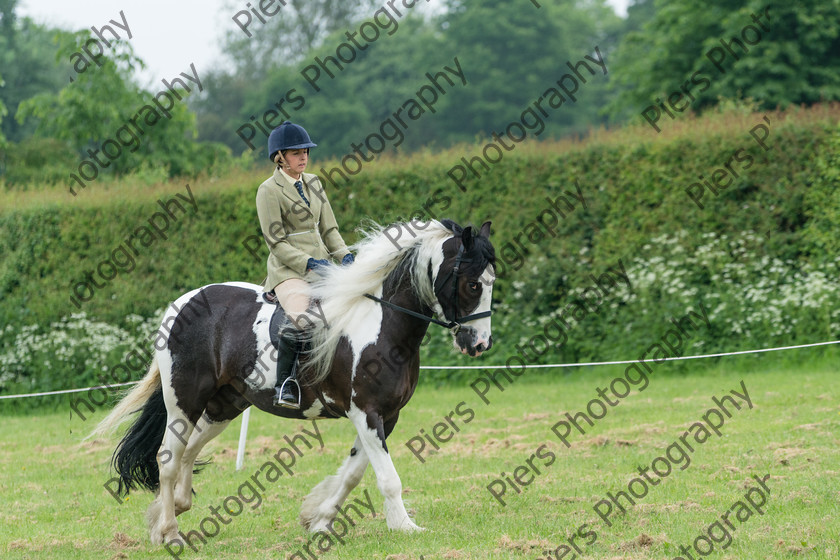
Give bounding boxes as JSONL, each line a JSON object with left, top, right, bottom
{"left": 162, "top": 530, "right": 181, "bottom": 546}
{"left": 307, "top": 517, "right": 335, "bottom": 533}
{"left": 392, "top": 518, "right": 424, "bottom": 532}
{"left": 150, "top": 528, "right": 176, "bottom": 546}
{"left": 152, "top": 521, "right": 180, "bottom": 546}
{"left": 160, "top": 537, "right": 184, "bottom": 553}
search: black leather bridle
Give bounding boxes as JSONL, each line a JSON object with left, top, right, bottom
{"left": 364, "top": 244, "right": 492, "bottom": 334}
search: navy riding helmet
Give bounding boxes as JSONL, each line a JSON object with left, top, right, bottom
{"left": 268, "top": 121, "right": 317, "bottom": 161}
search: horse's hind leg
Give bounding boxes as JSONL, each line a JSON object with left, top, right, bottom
{"left": 300, "top": 434, "right": 370, "bottom": 532}
{"left": 147, "top": 406, "right": 193, "bottom": 545}
{"left": 174, "top": 413, "right": 231, "bottom": 515}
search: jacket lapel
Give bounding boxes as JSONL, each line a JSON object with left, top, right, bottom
{"left": 272, "top": 168, "right": 303, "bottom": 208}
{"left": 272, "top": 168, "right": 322, "bottom": 225}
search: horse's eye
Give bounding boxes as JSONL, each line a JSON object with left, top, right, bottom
{"left": 468, "top": 282, "right": 480, "bottom": 291}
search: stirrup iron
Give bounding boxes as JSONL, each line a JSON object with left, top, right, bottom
{"left": 277, "top": 376, "right": 301, "bottom": 409}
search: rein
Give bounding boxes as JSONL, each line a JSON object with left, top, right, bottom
{"left": 363, "top": 243, "right": 492, "bottom": 334}
{"left": 363, "top": 293, "right": 462, "bottom": 333}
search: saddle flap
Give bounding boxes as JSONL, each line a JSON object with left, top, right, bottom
{"left": 269, "top": 303, "right": 285, "bottom": 351}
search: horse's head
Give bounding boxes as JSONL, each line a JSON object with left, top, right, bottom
{"left": 434, "top": 220, "right": 496, "bottom": 357}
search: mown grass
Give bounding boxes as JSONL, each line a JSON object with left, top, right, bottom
{"left": 1, "top": 353, "right": 838, "bottom": 560}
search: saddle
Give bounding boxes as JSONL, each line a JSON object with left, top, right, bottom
{"left": 263, "top": 290, "right": 317, "bottom": 351}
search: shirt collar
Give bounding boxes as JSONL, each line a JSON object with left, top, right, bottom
{"left": 276, "top": 166, "right": 304, "bottom": 186}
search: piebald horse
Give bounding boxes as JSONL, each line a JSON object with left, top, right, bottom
{"left": 93, "top": 219, "right": 496, "bottom": 545}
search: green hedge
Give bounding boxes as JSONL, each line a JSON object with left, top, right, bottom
{"left": 2, "top": 103, "right": 839, "bottom": 405}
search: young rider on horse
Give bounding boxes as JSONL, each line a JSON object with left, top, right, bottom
{"left": 256, "top": 121, "right": 354, "bottom": 409}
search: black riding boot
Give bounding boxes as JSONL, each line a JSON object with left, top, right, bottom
{"left": 273, "top": 328, "right": 302, "bottom": 409}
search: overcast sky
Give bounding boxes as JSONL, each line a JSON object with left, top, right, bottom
{"left": 19, "top": 0, "right": 629, "bottom": 87}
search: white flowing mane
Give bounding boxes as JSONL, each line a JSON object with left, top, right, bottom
{"left": 301, "top": 220, "right": 455, "bottom": 384}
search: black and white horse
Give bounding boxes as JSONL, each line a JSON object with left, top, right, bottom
{"left": 94, "top": 219, "right": 496, "bottom": 545}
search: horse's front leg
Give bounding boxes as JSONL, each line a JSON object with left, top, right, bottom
{"left": 347, "top": 406, "right": 422, "bottom": 531}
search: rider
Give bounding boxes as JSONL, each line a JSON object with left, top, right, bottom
{"left": 256, "top": 121, "right": 354, "bottom": 408}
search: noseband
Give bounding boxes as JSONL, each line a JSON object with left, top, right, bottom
{"left": 364, "top": 244, "right": 492, "bottom": 334}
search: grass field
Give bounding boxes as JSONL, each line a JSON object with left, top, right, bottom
{"left": 1, "top": 355, "right": 838, "bottom": 560}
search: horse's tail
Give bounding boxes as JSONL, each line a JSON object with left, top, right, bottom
{"left": 91, "top": 356, "right": 167, "bottom": 494}
{"left": 90, "top": 355, "right": 162, "bottom": 438}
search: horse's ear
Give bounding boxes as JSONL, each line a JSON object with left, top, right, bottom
{"left": 462, "top": 226, "right": 474, "bottom": 251}
{"left": 479, "top": 221, "right": 492, "bottom": 238}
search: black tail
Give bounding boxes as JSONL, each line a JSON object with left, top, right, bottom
{"left": 111, "top": 386, "right": 167, "bottom": 495}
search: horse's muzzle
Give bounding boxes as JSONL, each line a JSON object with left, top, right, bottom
{"left": 455, "top": 328, "right": 492, "bottom": 357}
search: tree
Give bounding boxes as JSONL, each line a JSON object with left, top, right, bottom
{"left": 193, "top": 0, "right": 388, "bottom": 150}
{"left": 0, "top": 0, "right": 70, "bottom": 142}
{"left": 0, "top": 0, "right": 10, "bottom": 145}
{"left": 198, "top": 0, "right": 624, "bottom": 158}
{"left": 17, "top": 30, "right": 229, "bottom": 180}
{"left": 288, "top": 15, "right": 444, "bottom": 155}
{"left": 190, "top": 69, "right": 251, "bottom": 149}
{"left": 17, "top": 31, "right": 145, "bottom": 154}
{"left": 608, "top": 0, "right": 840, "bottom": 118}
{"left": 0, "top": 73, "right": 6, "bottom": 146}
{"left": 220, "top": 0, "right": 383, "bottom": 80}
{"left": 434, "top": 0, "right": 620, "bottom": 139}
{"left": 289, "top": 0, "right": 622, "bottom": 154}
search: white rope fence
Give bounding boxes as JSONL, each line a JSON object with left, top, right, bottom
{"left": 0, "top": 380, "right": 138, "bottom": 400}
{"left": 2, "top": 339, "right": 837, "bottom": 469}
{"left": 3, "top": 339, "right": 838, "bottom": 401}
{"left": 417, "top": 339, "right": 840, "bottom": 369}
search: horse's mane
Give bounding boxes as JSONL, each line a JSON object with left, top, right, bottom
{"left": 300, "top": 220, "right": 456, "bottom": 384}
